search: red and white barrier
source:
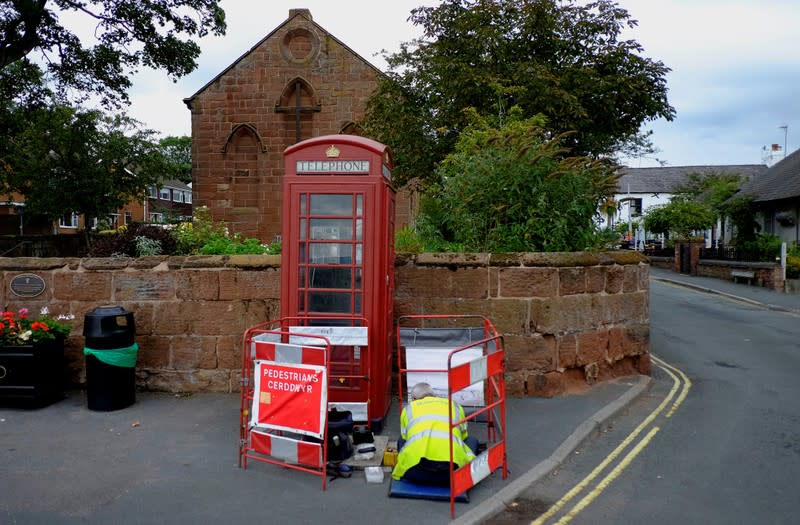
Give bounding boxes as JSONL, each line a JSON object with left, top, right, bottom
{"left": 239, "top": 321, "right": 332, "bottom": 489}
{"left": 396, "top": 315, "right": 508, "bottom": 518}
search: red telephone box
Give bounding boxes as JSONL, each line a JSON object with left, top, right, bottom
{"left": 281, "top": 135, "right": 395, "bottom": 429}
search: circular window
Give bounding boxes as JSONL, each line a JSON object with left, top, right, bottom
{"left": 280, "top": 28, "right": 320, "bottom": 64}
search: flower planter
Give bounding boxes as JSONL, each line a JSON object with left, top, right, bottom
{"left": 0, "top": 339, "right": 65, "bottom": 407}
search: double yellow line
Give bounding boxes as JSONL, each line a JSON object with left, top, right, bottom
{"left": 531, "top": 355, "right": 692, "bottom": 525}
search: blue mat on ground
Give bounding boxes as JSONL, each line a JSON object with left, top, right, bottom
{"left": 388, "top": 478, "right": 469, "bottom": 503}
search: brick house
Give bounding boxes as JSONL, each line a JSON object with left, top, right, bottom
{"left": 144, "top": 179, "right": 193, "bottom": 224}
{"left": 184, "top": 9, "right": 413, "bottom": 243}
{"left": 0, "top": 179, "right": 192, "bottom": 236}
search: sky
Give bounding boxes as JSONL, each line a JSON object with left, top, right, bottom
{"left": 121, "top": 0, "right": 800, "bottom": 169}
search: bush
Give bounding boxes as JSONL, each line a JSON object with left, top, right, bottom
{"left": 88, "top": 223, "right": 176, "bottom": 257}
{"left": 395, "top": 226, "right": 423, "bottom": 253}
{"left": 740, "top": 234, "right": 782, "bottom": 262}
{"left": 171, "top": 206, "right": 228, "bottom": 255}
{"left": 199, "top": 236, "right": 267, "bottom": 255}
{"left": 787, "top": 255, "right": 800, "bottom": 279}
{"left": 88, "top": 206, "right": 279, "bottom": 258}
{"left": 425, "top": 111, "right": 619, "bottom": 253}
{"left": 172, "top": 206, "right": 271, "bottom": 255}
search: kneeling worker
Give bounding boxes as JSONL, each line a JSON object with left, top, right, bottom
{"left": 392, "top": 382, "right": 479, "bottom": 486}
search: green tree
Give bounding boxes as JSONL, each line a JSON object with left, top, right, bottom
{"left": 422, "top": 109, "right": 620, "bottom": 252}
{"left": 157, "top": 135, "right": 192, "bottom": 184}
{"left": 722, "top": 195, "right": 760, "bottom": 245}
{"left": 363, "top": 0, "right": 674, "bottom": 185}
{"left": 643, "top": 199, "right": 716, "bottom": 241}
{"left": 672, "top": 170, "right": 743, "bottom": 216}
{"left": 667, "top": 170, "right": 763, "bottom": 244}
{"left": 0, "top": 62, "right": 54, "bottom": 180}
{"left": 0, "top": 0, "right": 226, "bottom": 106}
{"left": 2, "top": 104, "right": 166, "bottom": 228}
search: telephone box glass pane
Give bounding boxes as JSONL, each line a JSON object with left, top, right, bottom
{"left": 309, "top": 267, "right": 352, "bottom": 289}
{"left": 299, "top": 267, "right": 306, "bottom": 287}
{"left": 298, "top": 291, "right": 305, "bottom": 311}
{"left": 311, "top": 195, "right": 352, "bottom": 215}
{"left": 310, "top": 219, "right": 353, "bottom": 240}
{"left": 355, "top": 245, "right": 362, "bottom": 264}
{"left": 355, "top": 219, "right": 362, "bottom": 241}
{"left": 309, "top": 292, "right": 351, "bottom": 313}
{"left": 299, "top": 242, "right": 306, "bottom": 263}
{"left": 356, "top": 195, "right": 363, "bottom": 216}
{"left": 310, "top": 243, "right": 351, "bottom": 264}
{"left": 299, "top": 218, "right": 307, "bottom": 240}
{"left": 300, "top": 194, "right": 307, "bottom": 215}
{"left": 355, "top": 268, "right": 362, "bottom": 289}
{"left": 355, "top": 293, "right": 362, "bottom": 314}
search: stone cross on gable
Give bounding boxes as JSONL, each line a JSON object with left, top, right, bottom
{"left": 275, "top": 80, "right": 321, "bottom": 143}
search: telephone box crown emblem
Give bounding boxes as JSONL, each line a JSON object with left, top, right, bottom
{"left": 326, "top": 145, "right": 341, "bottom": 158}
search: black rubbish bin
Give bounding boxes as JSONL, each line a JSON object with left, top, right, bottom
{"left": 83, "top": 306, "right": 137, "bottom": 411}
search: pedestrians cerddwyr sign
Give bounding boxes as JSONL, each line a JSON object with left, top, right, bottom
{"left": 251, "top": 361, "right": 327, "bottom": 436}
{"left": 9, "top": 273, "right": 46, "bottom": 298}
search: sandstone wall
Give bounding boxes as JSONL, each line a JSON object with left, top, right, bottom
{"left": 0, "top": 252, "right": 649, "bottom": 397}
{"left": 394, "top": 252, "right": 650, "bottom": 397}
{"left": 0, "top": 256, "right": 281, "bottom": 393}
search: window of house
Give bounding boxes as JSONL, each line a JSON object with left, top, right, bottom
{"left": 173, "top": 190, "right": 183, "bottom": 203}
{"left": 149, "top": 186, "right": 158, "bottom": 199}
{"left": 124, "top": 211, "right": 132, "bottom": 225}
{"left": 59, "top": 212, "right": 78, "bottom": 228}
{"left": 630, "top": 198, "right": 643, "bottom": 217}
{"left": 160, "top": 188, "right": 170, "bottom": 200}
{"left": 184, "top": 192, "right": 192, "bottom": 204}
{"left": 150, "top": 212, "right": 164, "bottom": 223}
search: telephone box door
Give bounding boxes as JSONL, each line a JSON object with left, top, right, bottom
{"left": 285, "top": 186, "right": 371, "bottom": 402}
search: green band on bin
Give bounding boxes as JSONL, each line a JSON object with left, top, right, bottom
{"left": 83, "top": 343, "right": 139, "bottom": 368}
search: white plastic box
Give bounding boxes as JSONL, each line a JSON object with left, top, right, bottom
{"left": 364, "top": 466, "right": 384, "bottom": 484}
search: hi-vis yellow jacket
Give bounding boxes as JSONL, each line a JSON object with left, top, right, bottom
{"left": 391, "top": 396, "right": 476, "bottom": 480}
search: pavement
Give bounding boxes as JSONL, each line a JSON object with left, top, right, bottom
{"left": 2, "top": 268, "right": 799, "bottom": 525}
{"left": 648, "top": 266, "right": 800, "bottom": 315}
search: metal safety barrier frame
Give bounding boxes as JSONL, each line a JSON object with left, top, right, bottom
{"left": 239, "top": 319, "right": 333, "bottom": 489}
{"left": 280, "top": 315, "right": 371, "bottom": 417}
{"left": 396, "top": 314, "right": 508, "bottom": 518}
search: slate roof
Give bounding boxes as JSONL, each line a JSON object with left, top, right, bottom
{"left": 158, "top": 178, "right": 191, "bottom": 191}
{"left": 737, "top": 148, "right": 800, "bottom": 203}
{"left": 615, "top": 165, "right": 767, "bottom": 195}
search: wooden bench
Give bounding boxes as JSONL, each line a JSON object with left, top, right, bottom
{"left": 731, "top": 269, "right": 755, "bottom": 285}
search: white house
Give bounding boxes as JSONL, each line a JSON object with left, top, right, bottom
{"left": 738, "top": 148, "right": 800, "bottom": 246}
{"left": 599, "top": 164, "right": 767, "bottom": 248}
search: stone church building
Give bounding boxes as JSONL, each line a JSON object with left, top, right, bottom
{"left": 184, "top": 8, "right": 411, "bottom": 242}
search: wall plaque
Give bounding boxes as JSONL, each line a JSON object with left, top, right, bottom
{"left": 10, "top": 273, "right": 46, "bottom": 298}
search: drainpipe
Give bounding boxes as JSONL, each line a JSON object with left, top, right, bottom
{"left": 627, "top": 184, "right": 632, "bottom": 241}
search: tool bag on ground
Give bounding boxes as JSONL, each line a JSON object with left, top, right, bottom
{"left": 327, "top": 430, "right": 353, "bottom": 461}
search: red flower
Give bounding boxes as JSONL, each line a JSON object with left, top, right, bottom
{"left": 31, "top": 322, "right": 50, "bottom": 332}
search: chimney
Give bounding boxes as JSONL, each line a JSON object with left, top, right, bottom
{"left": 289, "top": 8, "right": 312, "bottom": 20}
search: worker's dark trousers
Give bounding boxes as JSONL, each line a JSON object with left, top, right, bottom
{"left": 398, "top": 436, "right": 480, "bottom": 487}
